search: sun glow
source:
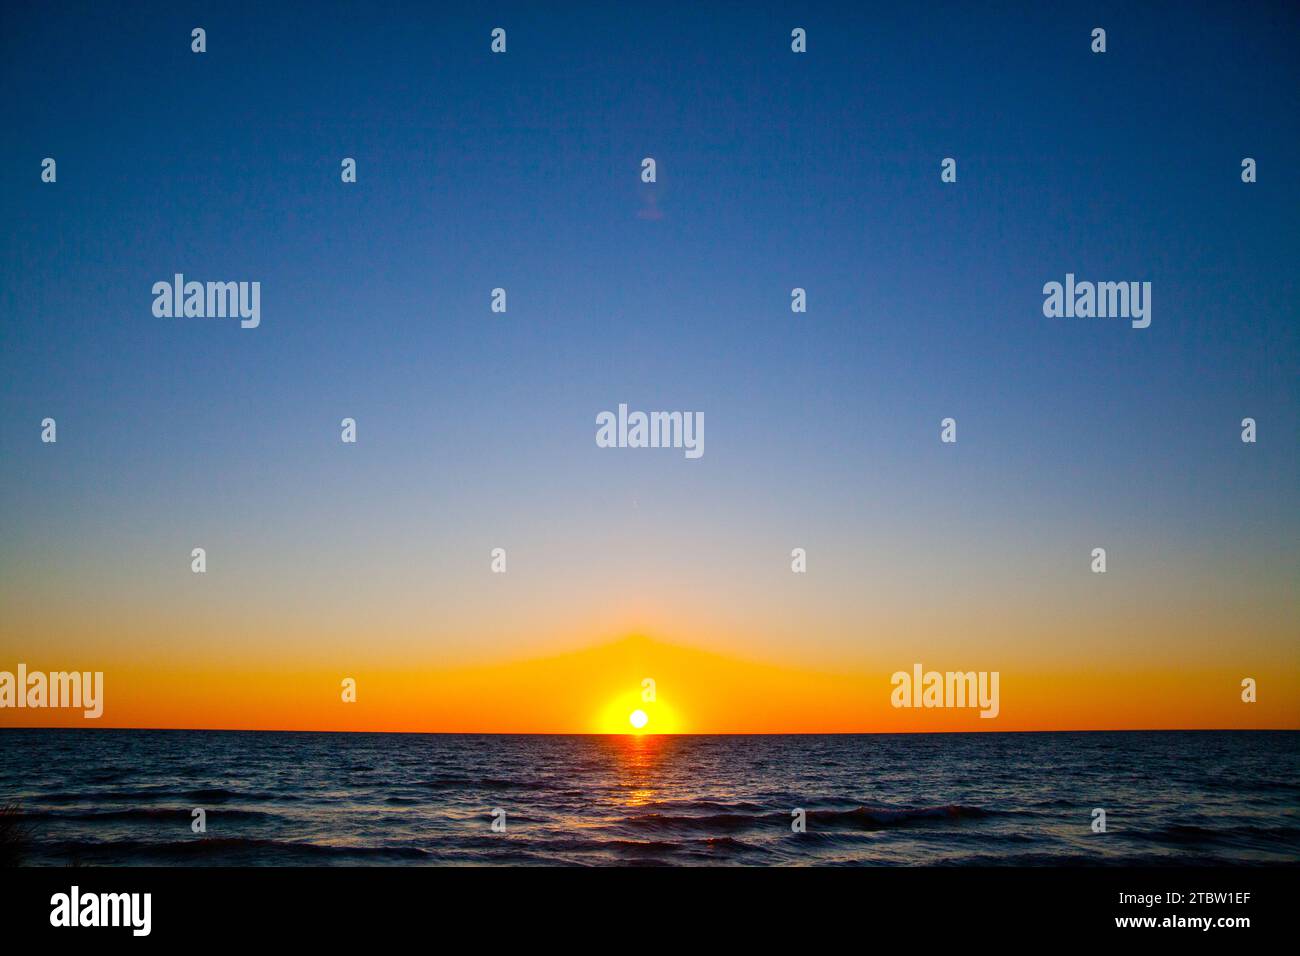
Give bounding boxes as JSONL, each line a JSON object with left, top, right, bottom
{"left": 595, "top": 689, "right": 682, "bottom": 734}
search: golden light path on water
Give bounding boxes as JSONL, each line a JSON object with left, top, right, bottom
{"left": 610, "top": 733, "right": 668, "bottom": 809}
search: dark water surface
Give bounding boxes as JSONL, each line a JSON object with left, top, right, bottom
{"left": 1, "top": 729, "right": 1296, "bottom": 866}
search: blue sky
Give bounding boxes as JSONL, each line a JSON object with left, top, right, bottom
{"left": 1, "top": 1, "right": 1296, "bottom": 674}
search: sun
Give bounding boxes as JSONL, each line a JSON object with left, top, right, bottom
{"left": 594, "top": 691, "right": 682, "bottom": 734}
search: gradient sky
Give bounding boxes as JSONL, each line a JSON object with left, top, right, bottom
{"left": 2, "top": 1, "right": 1297, "bottom": 732}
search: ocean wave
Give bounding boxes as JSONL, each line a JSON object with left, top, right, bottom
{"left": 809, "top": 805, "right": 995, "bottom": 827}
{"left": 45, "top": 837, "right": 431, "bottom": 862}
{"left": 1124, "top": 823, "right": 1300, "bottom": 847}
{"left": 623, "top": 804, "right": 997, "bottom": 833}
{"left": 409, "top": 778, "right": 550, "bottom": 791}
{"left": 33, "top": 787, "right": 300, "bottom": 804}
{"left": 22, "top": 807, "right": 276, "bottom": 823}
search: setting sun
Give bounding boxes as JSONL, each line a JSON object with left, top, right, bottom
{"left": 593, "top": 675, "right": 684, "bottom": 734}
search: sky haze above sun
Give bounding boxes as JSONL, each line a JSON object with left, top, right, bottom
{"left": 1, "top": 3, "right": 1298, "bottom": 732}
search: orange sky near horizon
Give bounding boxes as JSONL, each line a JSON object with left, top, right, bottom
{"left": 2, "top": 635, "right": 1296, "bottom": 733}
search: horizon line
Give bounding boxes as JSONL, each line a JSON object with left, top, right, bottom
{"left": 1, "top": 725, "right": 1296, "bottom": 736}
